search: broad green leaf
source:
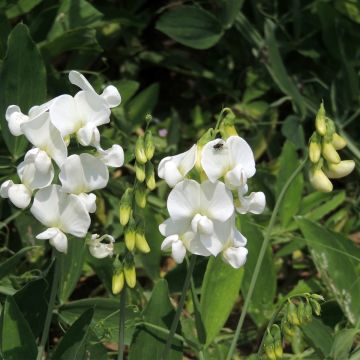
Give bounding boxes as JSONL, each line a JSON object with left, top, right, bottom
{"left": 59, "top": 298, "right": 139, "bottom": 345}
{"left": 58, "top": 237, "right": 86, "bottom": 302}
{"left": 0, "top": 24, "right": 46, "bottom": 157}
{"left": 281, "top": 115, "right": 305, "bottom": 150}
{"left": 129, "top": 279, "right": 182, "bottom": 360}
{"left": 335, "top": 0, "right": 360, "bottom": 23}
{"left": 330, "top": 328, "right": 360, "bottom": 360}
{"left": 276, "top": 141, "right": 304, "bottom": 227}
{"left": 5, "top": 0, "right": 43, "bottom": 18}
{"left": 219, "top": 0, "right": 244, "bottom": 29}
{"left": 127, "top": 83, "right": 159, "bottom": 127}
{"left": 264, "top": 20, "right": 306, "bottom": 117}
{"left": 297, "top": 218, "right": 360, "bottom": 325}
{"left": 0, "top": 12, "right": 10, "bottom": 58}
{"left": 241, "top": 217, "right": 276, "bottom": 325}
{"left": 200, "top": 256, "right": 244, "bottom": 346}
{"left": 52, "top": 308, "right": 94, "bottom": 360}
{"left": 117, "top": 80, "right": 140, "bottom": 105}
{"left": 0, "top": 246, "right": 36, "bottom": 281}
{"left": 156, "top": 6, "right": 224, "bottom": 50}
{"left": 0, "top": 296, "right": 37, "bottom": 360}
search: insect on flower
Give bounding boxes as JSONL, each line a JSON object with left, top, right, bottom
{"left": 213, "top": 140, "right": 224, "bottom": 150}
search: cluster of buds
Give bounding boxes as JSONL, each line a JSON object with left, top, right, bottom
{"left": 309, "top": 102, "right": 355, "bottom": 192}
{"left": 157, "top": 109, "right": 265, "bottom": 268}
{"left": 262, "top": 293, "right": 323, "bottom": 359}
{"left": 113, "top": 130, "right": 156, "bottom": 294}
{"left": 0, "top": 71, "right": 124, "bottom": 255}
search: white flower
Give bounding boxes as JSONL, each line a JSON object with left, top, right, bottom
{"left": 21, "top": 112, "right": 68, "bottom": 167}
{"left": 201, "top": 136, "right": 256, "bottom": 189}
{"left": 88, "top": 234, "right": 115, "bottom": 259}
{"left": 159, "top": 180, "right": 234, "bottom": 257}
{"left": 158, "top": 144, "right": 197, "bottom": 187}
{"left": 30, "top": 185, "right": 91, "bottom": 253}
{"left": 96, "top": 144, "right": 124, "bottom": 168}
{"left": 160, "top": 233, "right": 187, "bottom": 263}
{"left": 235, "top": 184, "right": 266, "bottom": 214}
{"left": 221, "top": 227, "right": 248, "bottom": 269}
{"left": 0, "top": 148, "right": 54, "bottom": 209}
{"left": 59, "top": 154, "right": 109, "bottom": 212}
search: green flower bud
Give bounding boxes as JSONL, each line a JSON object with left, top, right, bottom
{"left": 304, "top": 301, "right": 313, "bottom": 323}
{"left": 112, "top": 270, "right": 124, "bottom": 294}
{"left": 310, "top": 298, "right": 321, "bottom": 316}
{"left": 219, "top": 110, "right": 238, "bottom": 139}
{"left": 325, "top": 160, "right": 355, "bottom": 179}
{"left": 145, "top": 162, "right": 156, "bottom": 190}
{"left": 315, "top": 102, "right": 327, "bottom": 136}
{"left": 124, "top": 260, "right": 136, "bottom": 289}
{"left": 271, "top": 325, "right": 283, "bottom": 358}
{"left": 297, "top": 301, "right": 306, "bottom": 325}
{"left": 135, "top": 186, "right": 147, "bottom": 208}
{"left": 144, "top": 130, "right": 155, "bottom": 160}
{"left": 287, "top": 302, "right": 301, "bottom": 326}
{"left": 322, "top": 141, "right": 341, "bottom": 164}
{"left": 309, "top": 133, "right": 321, "bottom": 163}
{"left": 124, "top": 220, "right": 136, "bottom": 251}
{"left": 135, "top": 136, "right": 147, "bottom": 164}
{"left": 135, "top": 230, "right": 150, "bottom": 253}
{"left": 119, "top": 188, "right": 133, "bottom": 226}
{"left": 281, "top": 316, "right": 296, "bottom": 340}
{"left": 264, "top": 332, "right": 277, "bottom": 360}
{"left": 332, "top": 132, "right": 347, "bottom": 150}
{"left": 310, "top": 294, "right": 325, "bottom": 301}
{"left": 135, "top": 162, "right": 146, "bottom": 182}
{"left": 309, "top": 166, "right": 333, "bottom": 193}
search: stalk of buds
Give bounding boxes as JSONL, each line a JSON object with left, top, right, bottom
{"left": 309, "top": 102, "right": 355, "bottom": 192}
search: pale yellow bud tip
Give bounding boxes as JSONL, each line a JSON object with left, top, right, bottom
{"left": 322, "top": 142, "right": 341, "bottom": 164}
{"left": 325, "top": 160, "right": 355, "bottom": 179}
{"left": 309, "top": 141, "right": 321, "bottom": 163}
{"left": 310, "top": 168, "right": 333, "bottom": 193}
{"left": 332, "top": 132, "right": 347, "bottom": 150}
{"left": 112, "top": 271, "right": 124, "bottom": 294}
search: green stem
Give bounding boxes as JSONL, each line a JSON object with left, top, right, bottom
{"left": 118, "top": 286, "right": 127, "bottom": 360}
{"left": 163, "top": 255, "right": 197, "bottom": 360}
{"left": 215, "top": 107, "right": 232, "bottom": 131}
{"left": 37, "top": 249, "right": 60, "bottom": 360}
{"left": 226, "top": 156, "right": 308, "bottom": 360}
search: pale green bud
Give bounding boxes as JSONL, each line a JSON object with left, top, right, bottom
{"left": 135, "top": 230, "right": 150, "bottom": 253}
{"left": 304, "top": 301, "right": 313, "bottom": 323}
{"left": 112, "top": 270, "right": 124, "bottom": 294}
{"left": 264, "top": 332, "right": 277, "bottom": 360}
{"left": 322, "top": 141, "right": 341, "bottom": 164}
{"left": 287, "top": 302, "right": 301, "bottom": 326}
{"left": 309, "top": 167, "right": 333, "bottom": 193}
{"left": 219, "top": 110, "right": 238, "bottom": 139}
{"left": 325, "top": 160, "right": 355, "bottom": 179}
{"left": 145, "top": 162, "right": 156, "bottom": 190}
{"left": 332, "top": 132, "right": 347, "bottom": 150}
{"left": 144, "top": 130, "right": 155, "bottom": 160}
{"left": 135, "top": 136, "right": 147, "bottom": 164}
{"left": 309, "top": 133, "right": 321, "bottom": 163}
{"left": 297, "top": 301, "right": 306, "bottom": 325}
{"left": 124, "top": 262, "right": 136, "bottom": 288}
{"left": 270, "top": 325, "right": 283, "bottom": 358}
{"left": 119, "top": 188, "right": 133, "bottom": 226}
{"left": 309, "top": 298, "right": 321, "bottom": 316}
{"left": 124, "top": 220, "right": 136, "bottom": 251}
{"left": 135, "top": 186, "right": 147, "bottom": 208}
{"left": 135, "top": 162, "right": 146, "bottom": 182}
{"left": 315, "top": 102, "right": 327, "bottom": 136}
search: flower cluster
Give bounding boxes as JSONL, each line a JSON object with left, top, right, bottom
{"left": 158, "top": 116, "right": 265, "bottom": 268}
{"left": 0, "top": 71, "right": 123, "bottom": 254}
{"left": 309, "top": 102, "right": 355, "bottom": 192}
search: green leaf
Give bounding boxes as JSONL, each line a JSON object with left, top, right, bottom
{"left": 335, "top": 0, "right": 360, "bottom": 24}
{"left": 5, "top": 0, "right": 43, "bottom": 18}
{"left": 330, "top": 328, "right": 360, "bottom": 360}
{"left": 156, "top": 5, "right": 224, "bottom": 50}
{"left": 117, "top": 80, "right": 140, "bottom": 105}
{"left": 241, "top": 216, "right": 276, "bottom": 325}
{"left": 276, "top": 141, "right": 304, "bottom": 227}
{"left": 0, "top": 246, "right": 37, "bottom": 281}
{"left": 58, "top": 237, "right": 86, "bottom": 302}
{"left": 0, "top": 23, "right": 46, "bottom": 157}
{"left": 281, "top": 115, "right": 305, "bottom": 150}
{"left": 129, "top": 279, "right": 182, "bottom": 360}
{"left": 297, "top": 218, "right": 360, "bottom": 325}
{"left": 52, "top": 308, "right": 94, "bottom": 360}
{"left": 219, "top": 0, "right": 244, "bottom": 29}
{"left": 200, "top": 256, "right": 244, "bottom": 346}
{"left": 0, "top": 12, "right": 10, "bottom": 58}
{"left": 0, "top": 296, "right": 38, "bottom": 360}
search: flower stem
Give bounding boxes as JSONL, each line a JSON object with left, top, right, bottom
{"left": 163, "top": 255, "right": 197, "bottom": 360}
{"left": 118, "top": 286, "right": 127, "bottom": 360}
{"left": 37, "top": 248, "right": 60, "bottom": 360}
{"left": 225, "top": 156, "right": 308, "bottom": 360}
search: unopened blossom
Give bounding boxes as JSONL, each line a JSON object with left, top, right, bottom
{"left": 235, "top": 184, "right": 266, "bottom": 214}
{"left": 30, "top": 185, "right": 91, "bottom": 253}
{"left": 88, "top": 234, "right": 115, "bottom": 259}
{"left": 221, "top": 226, "right": 248, "bottom": 268}
{"left": 160, "top": 179, "right": 234, "bottom": 257}
{"left": 201, "top": 136, "right": 255, "bottom": 189}
{"left": 59, "top": 154, "right": 109, "bottom": 212}
{"left": 0, "top": 148, "right": 54, "bottom": 208}
{"left": 158, "top": 145, "right": 197, "bottom": 187}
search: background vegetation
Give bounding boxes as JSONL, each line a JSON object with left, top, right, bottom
{"left": 0, "top": 0, "right": 359, "bottom": 359}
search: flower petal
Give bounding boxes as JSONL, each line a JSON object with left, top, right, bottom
{"left": 77, "top": 193, "right": 97, "bottom": 213}
{"left": 159, "top": 218, "right": 189, "bottom": 237}
{"left": 177, "top": 144, "right": 197, "bottom": 176}
{"left": 172, "top": 240, "right": 187, "bottom": 263}
{"left": 222, "top": 246, "right": 248, "bottom": 269}
{"left": 161, "top": 234, "right": 179, "bottom": 250}
{"left": 158, "top": 158, "right": 184, "bottom": 187}
{"left": 6, "top": 105, "right": 28, "bottom": 136}
{"left": 101, "top": 85, "right": 121, "bottom": 108}
{"left": 69, "top": 70, "right": 95, "bottom": 93}
{"left": 89, "top": 234, "right": 114, "bottom": 259}
{"left": 0, "top": 180, "right": 14, "bottom": 198}
{"left": 236, "top": 191, "right": 266, "bottom": 214}
{"left": 167, "top": 180, "right": 200, "bottom": 221}
{"left": 97, "top": 144, "right": 124, "bottom": 168}
{"left": 8, "top": 184, "right": 32, "bottom": 209}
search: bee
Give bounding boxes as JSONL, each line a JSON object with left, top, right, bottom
{"left": 213, "top": 141, "right": 224, "bottom": 151}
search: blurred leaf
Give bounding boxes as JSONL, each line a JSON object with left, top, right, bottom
{"left": 335, "top": 0, "right": 360, "bottom": 24}
{"left": 129, "top": 279, "right": 183, "bottom": 360}
{"left": 0, "top": 296, "right": 37, "bottom": 360}
{"left": 276, "top": 141, "right": 304, "bottom": 227}
{"left": 58, "top": 237, "right": 86, "bottom": 302}
{"left": 281, "top": 115, "right": 305, "bottom": 150}
{"left": 0, "top": 12, "right": 10, "bottom": 57}
{"left": 52, "top": 308, "right": 94, "bottom": 360}
{"left": 0, "top": 23, "right": 46, "bottom": 157}
{"left": 5, "top": 0, "right": 43, "bottom": 18}
{"left": 86, "top": 253, "right": 113, "bottom": 294}
{"left": 297, "top": 218, "right": 360, "bottom": 325}
{"left": 47, "top": 0, "right": 103, "bottom": 40}
{"left": 200, "top": 256, "right": 244, "bottom": 346}
{"left": 330, "top": 328, "right": 360, "bottom": 359}
{"left": 241, "top": 216, "right": 276, "bottom": 326}
{"left": 0, "top": 246, "right": 36, "bottom": 281}
{"left": 156, "top": 5, "right": 224, "bottom": 50}
{"left": 219, "top": 0, "right": 244, "bottom": 29}
{"left": 117, "top": 80, "right": 140, "bottom": 105}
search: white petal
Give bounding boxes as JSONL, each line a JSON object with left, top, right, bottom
{"left": 28, "top": 98, "right": 56, "bottom": 118}
{"left": 0, "top": 180, "right": 14, "bottom": 198}
{"left": 224, "top": 164, "right": 247, "bottom": 189}
{"left": 89, "top": 234, "right": 114, "bottom": 259}
{"left": 97, "top": 144, "right": 124, "bottom": 167}
{"left": 199, "top": 233, "right": 223, "bottom": 256}
{"left": 8, "top": 184, "right": 32, "bottom": 209}
{"left": 69, "top": 70, "right": 96, "bottom": 93}
{"left": 227, "top": 136, "right": 256, "bottom": 179}
{"left": 77, "top": 193, "right": 97, "bottom": 213}
{"left": 59, "top": 153, "right": 109, "bottom": 194}
{"left": 167, "top": 180, "right": 201, "bottom": 221}
{"left": 159, "top": 218, "right": 189, "bottom": 237}
{"left": 200, "top": 181, "right": 234, "bottom": 222}
{"left": 36, "top": 227, "right": 59, "bottom": 239}
{"left": 184, "top": 232, "right": 212, "bottom": 257}
{"left": 191, "top": 214, "right": 214, "bottom": 235}
{"left": 161, "top": 234, "right": 179, "bottom": 250}
{"left": 222, "top": 246, "right": 248, "bottom": 269}
{"left": 34, "top": 150, "right": 52, "bottom": 174}
{"left": 6, "top": 105, "right": 28, "bottom": 136}
{"left": 233, "top": 229, "right": 247, "bottom": 247}
{"left": 201, "top": 139, "right": 231, "bottom": 182}
{"left": 158, "top": 159, "right": 184, "bottom": 187}
{"left": 236, "top": 191, "right": 266, "bottom": 214}
{"left": 172, "top": 240, "right": 186, "bottom": 263}
{"left": 177, "top": 144, "right": 197, "bottom": 176}
{"left": 50, "top": 231, "right": 68, "bottom": 253}
{"left": 101, "top": 85, "right": 121, "bottom": 108}
{"left": 76, "top": 123, "right": 98, "bottom": 146}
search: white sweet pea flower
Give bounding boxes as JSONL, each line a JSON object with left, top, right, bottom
{"left": 30, "top": 185, "right": 91, "bottom": 253}
{"left": 59, "top": 154, "right": 109, "bottom": 213}
{"left": 221, "top": 227, "right": 248, "bottom": 269}
{"left": 158, "top": 144, "right": 197, "bottom": 187}
{"left": 96, "top": 144, "right": 124, "bottom": 168}
{"left": 160, "top": 233, "right": 187, "bottom": 264}
{"left": 21, "top": 112, "right": 68, "bottom": 167}
{"left": 235, "top": 184, "right": 266, "bottom": 214}
{"left": 88, "top": 234, "right": 115, "bottom": 259}
{"left": 201, "top": 136, "right": 256, "bottom": 189}
{"left": 0, "top": 180, "right": 32, "bottom": 209}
